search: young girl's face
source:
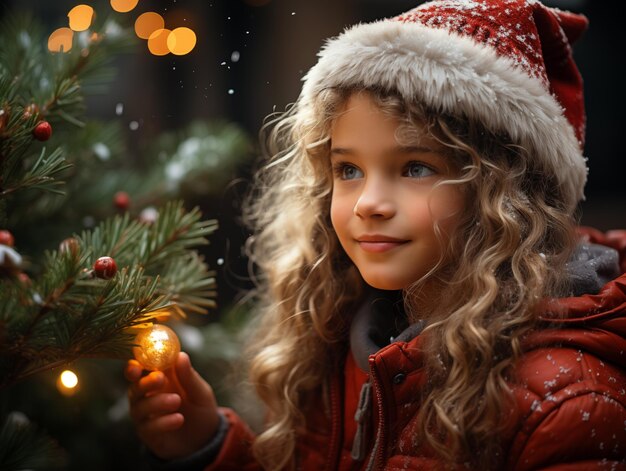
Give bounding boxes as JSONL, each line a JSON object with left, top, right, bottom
{"left": 329, "top": 92, "right": 465, "bottom": 291}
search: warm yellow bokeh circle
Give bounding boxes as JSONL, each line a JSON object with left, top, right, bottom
{"left": 56, "top": 369, "right": 79, "bottom": 396}
{"left": 110, "top": 0, "right": 139, "bottom": 13}
{"left": 60, "top": 370, "right": 79, "bottom": 388}
{"left": 135, "top": 12, "right": 165, "bottom": 40}
{"left": 68, "top": 4, "right": 94, "bottom": 32}
{"left": 147, "top": 29, "right": 172, "bottom": 56}
{"left": 48, "top": 28, "right": 74, "bottom": 53}
{"left": 167, "top": 27, "right": 197, "bottom": 55}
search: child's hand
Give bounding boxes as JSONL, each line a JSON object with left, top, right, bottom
{"left": 126, "top": 351, "right": 220, "bottom": 460}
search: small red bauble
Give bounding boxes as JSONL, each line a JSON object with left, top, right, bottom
{"left": 33, "top": 121, "right": 52, "bottom": 141}
{"left": 113, "top": 191, "right": 130, "bottom": 210}
{"left": 0, "top": 230, "right": 15, "bottom": 247}
{"left": 93, "top": 256, "right": 117, "bottom": 279}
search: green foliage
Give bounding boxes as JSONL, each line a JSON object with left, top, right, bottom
{"left": 0, "top": 13, "right": 135, "bottom": 199}
{"left": 0, "top": 411, "right": 67, "bottom": 471}
{"left": 0, "top": 201, "right": 218, "bottom": 389}
{"left": 0, "top": 9, "right": 253, "bottom": 471}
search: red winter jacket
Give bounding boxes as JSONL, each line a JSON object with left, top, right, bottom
{"left": 204, "top": 229, "right": 626, "bottom": 470}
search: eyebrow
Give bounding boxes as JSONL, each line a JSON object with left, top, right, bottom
{"left": 329, "top": 145, "right": 439, "bottom": 158}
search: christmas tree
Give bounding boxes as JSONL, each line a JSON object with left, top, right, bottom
{"left": 0, "top": 9, "right": 252, "bottom": 470}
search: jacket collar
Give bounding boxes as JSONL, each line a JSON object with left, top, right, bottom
{"left": 349, "top": 289, "right": 424, "bottom": 371}
{"left": 349, "top": 238, "right": 625, "bottom": 372}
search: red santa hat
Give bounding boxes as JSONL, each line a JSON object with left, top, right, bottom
{"left": 300, "top": 0, "right": 589, "bottom": 211}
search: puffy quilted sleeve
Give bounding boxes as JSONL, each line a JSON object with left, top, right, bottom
{"left": 508, "top": 386, "right": 626, "bottom": 470}
{"left": 203, "top": 407, "right": 262, "bottom": 471}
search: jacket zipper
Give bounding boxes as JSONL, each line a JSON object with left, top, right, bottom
{"left": 368, "top": 358, "right": 387, "bottom": 470}
{"left": 325, "top": 367, "right": 343, "bottom": 471}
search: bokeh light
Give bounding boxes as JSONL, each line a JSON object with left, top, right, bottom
{"left": 167, "top": 27, "right": 197, "bottom": 55}
{"left": 134, "top": 12, "right": 164, "bottom": 40}
{"left": 60, "top": 370, "right": 78, "bottom": 388}
{"left": 147, "top": 29, "right": 171, "bottom": 56}
{"left": 48, "top": 27, "right": 74, "bottom": 53}
{"left": 110, "top": 0, "right": 139, "bottom": 13}
{"left": 68, "top": 4, "right": 94, "bottom": 32}
{"left": 56, "top": 369, "right": 79, "bottom": 396}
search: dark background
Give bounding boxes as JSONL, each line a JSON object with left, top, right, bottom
{"left": 2, "top": 0, "right": 624, "bottom": 307}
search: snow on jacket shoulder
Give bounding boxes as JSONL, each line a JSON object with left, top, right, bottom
{"left": 505, "top": 227, "right": 626, "bottom": 470}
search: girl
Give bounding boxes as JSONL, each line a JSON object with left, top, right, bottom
{"left": 126, "top": 0, "right": 626, "bottom": 469}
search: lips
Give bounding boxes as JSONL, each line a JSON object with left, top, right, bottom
{"left": 356, "top": 235, "right": 409, "bottom": 253}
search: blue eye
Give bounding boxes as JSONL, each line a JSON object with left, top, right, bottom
{"left": 404, "top": 161, "right": 436, "bottom": 178}
{"left": 334, "top": 163, "right": 363, "bottom": 180}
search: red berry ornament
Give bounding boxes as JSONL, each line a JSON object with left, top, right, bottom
{"left": 93, "top": 256, "right": 117, "bottom": 279}
{"left": 33, "top": 121, "right": 52, "bottom": 141}
{"left": 0, "top": 230, "right": 15, "bottom": 247}
{"left": 113, "top": 191, "right": 130, "bottom": 210}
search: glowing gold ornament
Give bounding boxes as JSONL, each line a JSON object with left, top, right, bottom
{"left": 133, "top": 324, "right": 181, "bottom": 371}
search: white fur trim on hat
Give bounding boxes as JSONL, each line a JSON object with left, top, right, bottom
{"left": 300, "top": 20, "right": 587, "bottom": 210}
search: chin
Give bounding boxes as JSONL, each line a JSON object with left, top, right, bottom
{"left": 362, "top": 274, "right": 407, "bottom": 291}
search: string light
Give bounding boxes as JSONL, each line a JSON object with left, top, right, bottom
{"left": 56, "top": 369, "right": 79, "bottom": 396}
{"left": 133, "top": 324, "right": 181, "bottom": 371}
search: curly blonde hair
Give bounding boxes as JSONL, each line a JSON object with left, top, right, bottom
{"left": 242, "top": 87, "right": 577, "bottom": 469}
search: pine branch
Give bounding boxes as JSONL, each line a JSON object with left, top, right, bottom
{"left": 0, "top": 201, "right": 217, "bottom": 390}
{"left": 160, "top": 252, "right": 218, "bottom": 315}
{"left": 1, "top": 146, "right": 72, "bottom": 197}
{"left": 0, "top": 14, "right": 135, "bottom": 207}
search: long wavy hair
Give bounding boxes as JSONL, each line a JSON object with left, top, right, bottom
{"left": 242, "top": 86, "right": 577, "bottom": 469}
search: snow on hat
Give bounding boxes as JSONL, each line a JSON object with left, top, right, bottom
{"left": 300, "top": 0, "right": 589, "bottom": 211}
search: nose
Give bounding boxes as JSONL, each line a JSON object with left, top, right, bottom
{"left": 353, "top": 179, "right": 396, "bottom": 219}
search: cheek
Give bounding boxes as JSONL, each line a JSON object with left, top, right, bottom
{"left": 428, "top": 187, "right": 465, "bottom": 232}
{"left": 330, "top": 193, "right": 350, "bottom": 238}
